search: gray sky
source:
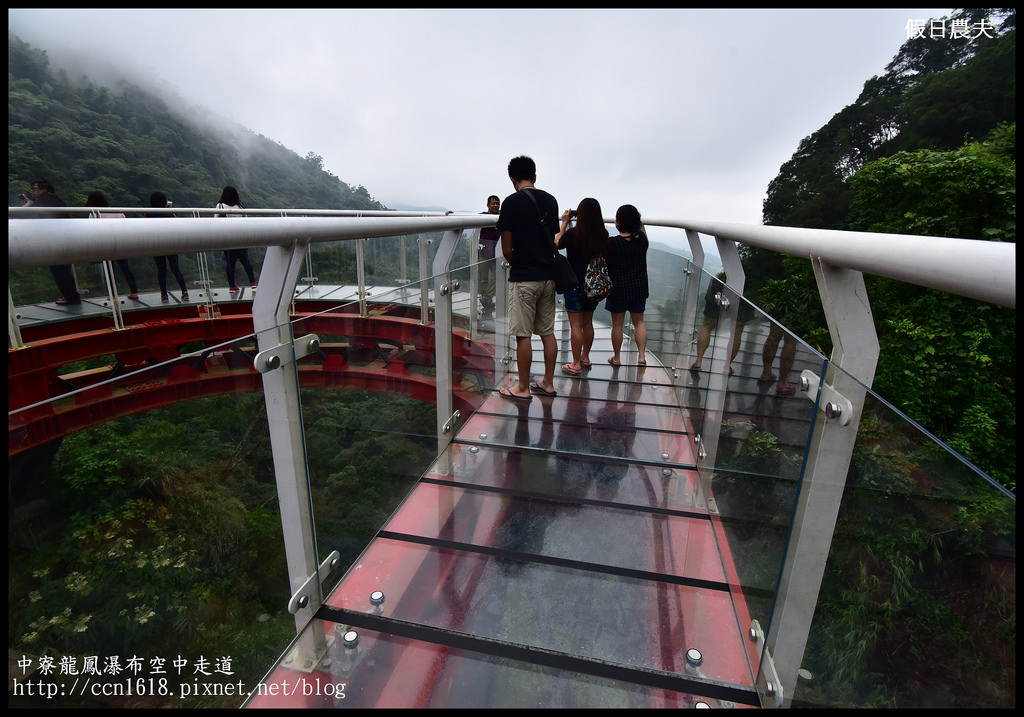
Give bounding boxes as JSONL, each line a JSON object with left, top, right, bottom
{"left": 10, "top": 8, "right": 952, "bottom": 233}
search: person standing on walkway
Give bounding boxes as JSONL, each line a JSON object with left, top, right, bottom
{"left": 478, "top": 194, "right": 501, "bottom": 317}
{"left": 690, "top": 270, "right": 757, "bottom": 377}
{"left": 496, "top": 156, "right": 559, "bottom": 401}
{"left": 216, "top": 185, "right": 257, "bottom": 292}
{"left": 555, "top": 197, "right": 610, "bottom": 375}
{"left": 21, "top": 177, "right": 79, "bottom": 305}
{"left": 759, "top": 324, "right": 798, "bottom": 395}
{"left": 146, "top": 192, "right": 190, "bottom": 302}
{"left": 605, "top": 204, "right": 649, "bottom": 367}
{"left": 85, "top": 190, "right": 139, "bottom": 300}
{"left": 690, "top": 271, "right": 726, "bottom": 373}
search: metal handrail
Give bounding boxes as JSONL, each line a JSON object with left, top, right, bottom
{"left": 10, "top": 210, "right": 1014, "bottom": 308}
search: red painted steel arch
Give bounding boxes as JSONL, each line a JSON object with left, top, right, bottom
{"left": 8, "top": 301, "right": 495, "bottom": 456}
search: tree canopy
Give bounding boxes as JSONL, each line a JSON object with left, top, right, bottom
{"left": 848, "top": 124, "right": 1016, "bottom": 488}
{"left": 755, "top": 9, "right": 1015, "bottom": 489}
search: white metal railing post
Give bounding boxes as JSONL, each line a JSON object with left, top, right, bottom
{"left": 495, "top": 257, "right": 511, "bottom": 376}
{"left": 196, "top": 251, "right": 215, "bottom": 309}
{"left": 418, "top": 234, "right": 431, "bottom": 326}
{"left": 684, "top": 228, "right": 706, "bottom": 351}
{"left": 249, "top": 239, "right": 323, "bottom": 652}
{"left": 717, "top": 236, "right": 744, "bottom": 297}
{"left": 431, "top": 229, "right": 463, "bottom": 475}
{"left": 399, "top": 235, "right": 408, "bottom": 284}
{"left": 685, "top": 228, "right": 705, "bottom": 270}
{"left": 467, "top": 228, "right": 481, "bottom": 333}
{"left": 99, "top": 260, "right": 126, "bottom": 331}
{"left": 8, "top": 288, "right": 24, "bottom": 349}
{"left": 356, "top": 238, "right": 368, "bottom": 317}
{"left": 764, "top": 259, "right": 880, "bottom": 707}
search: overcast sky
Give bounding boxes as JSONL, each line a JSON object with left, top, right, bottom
{"left": 10, "top": 8, "right": 952, "bottom": 237}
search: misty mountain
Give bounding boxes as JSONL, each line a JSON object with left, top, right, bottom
{"left": 8, "top": 34, "right": 386, "bottom": 211}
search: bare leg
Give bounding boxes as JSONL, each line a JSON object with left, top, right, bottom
{"left": 760, "top": 329, "right": 781, "bottom": 381}
{"left": 728, "top": 320, "right": 747, "bottom": 374}
{"left": 609, "top": 312, "right": 625, "bottom": 364}
{"left": 631, "top": 311, "right": 647, "bottom": 364}
{"left": 566, "top": 311, "right": 585, "bottom": 370}
{"left": 691, "top": 316, "right": 717, "bottom": 370}
{"left": 580, "top": 312, "right": 595, "bottom": 366}
{"left": 777, "top": 336, "right": 797, "bottom": 393}
{"left": 540, "top": 333, "right": 558, "bottom": 393}
{"left": 508, "top": 335, "right": 533, "bottom": 398}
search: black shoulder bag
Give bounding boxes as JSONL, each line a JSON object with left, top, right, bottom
{"left": 520, "top": 188, "right": 578, "bottom": 294}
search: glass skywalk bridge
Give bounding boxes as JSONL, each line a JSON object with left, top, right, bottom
{"left": 8, "top": 208, "right": 1015, "bottom": 708}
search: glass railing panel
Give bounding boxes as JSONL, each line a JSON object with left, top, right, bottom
{"left": 790, "top": 361, "right": 1015, "bottom": 709}
{"left": 304, "top": 236, "right": 360, "bottom": 288}
{"left": 286, "top": 272, "right": 439, "bottom": 603}
{"left": 9, "top": 313, "right": 309, "bottom": 708}
{"left": 688, "top": 269, "right": 732, "bottom": 373}
{"left": 449, "top": 256, "right": 502, "bottom": 395}
{"left": 8, "top": 249, "right": 260, "bottom": 311}
{"left": 679, "top": 284, "right": 827, "bottom": 692}
{"left": 303, "top": 234, "right": 423, "bottom": 290}
{"left": 289, "top": 234, "right": 498, "bottom": 605}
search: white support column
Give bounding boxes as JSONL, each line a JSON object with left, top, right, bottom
{"left": 717, "top": 236, "right": 745, "bottom": 298}
{"left": 399, "top": 235, "right": 409, "bottom": 284}
{"left": 685, "top": 228, "right": 705, "bottom": 269}
{"left": 431, "top": 229, "right": 463, "bottom": 475}
{"left": 495, "top": 257, "right": 511, "bottom": 380}
{"left": 418, "top": 234, "right": 431, "bottom": 326}
{"left": 9, "top": 288, "right": 24, "bottom": 350}
{"left": 467, "top": 227, "right": 481, "bottom": 332}
{"left": 765, "top": 258, "right": 879, "bottom": 707}
{"left": 250, "top": 240, "right": 321, "bottom": 645}
{"left": 684, "top": 228, "right": 706, "bottom": 352}
{"left": 356, "top": 238, "right": 368, "bottom": 317}
{"left": 100, "top": 260, "right": 125, "bottom": 331}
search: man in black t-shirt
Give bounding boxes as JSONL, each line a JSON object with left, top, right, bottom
{"left": 496, "top": 156, "right": 559, "bottom": 401}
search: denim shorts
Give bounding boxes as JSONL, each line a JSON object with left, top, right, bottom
{"left": 604, "top": 298, "right": 647, "bottom": 314}
{"left": 562, "top": 287, "right": 599, "bottom": 313}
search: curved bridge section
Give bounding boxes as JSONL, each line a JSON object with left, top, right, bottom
{"left": 8, "top": 299, "right": 496, "bottom": 456}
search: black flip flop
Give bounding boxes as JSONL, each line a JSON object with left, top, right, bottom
{"left": 530, "top": 381, "right": 557, "bottom": 397}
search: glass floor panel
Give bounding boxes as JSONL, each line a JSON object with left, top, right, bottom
{"left": 245, "top": 619, "right": 757, "bottom": 708}
{"left": 246, "top": 317, "right": 763, "bottom": 708}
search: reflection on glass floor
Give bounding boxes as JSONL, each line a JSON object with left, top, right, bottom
{"left": 245, "top": 316, "right": 766, "bottom": 709}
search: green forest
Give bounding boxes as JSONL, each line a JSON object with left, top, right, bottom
{"left": 7, "top": 9, "right": 1016, "bottom": 708}
{"left": 751, "top": 8, "right": 1015, "bottom": 492}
